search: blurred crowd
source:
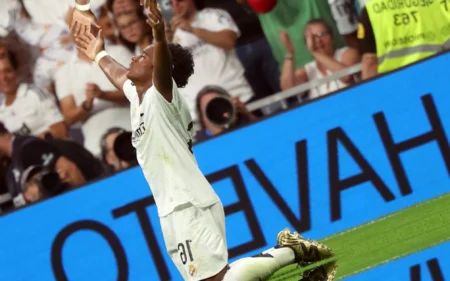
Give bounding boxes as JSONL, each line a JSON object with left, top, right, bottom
{"left": 0, "top": 0, "right": 447, "bottom": 211}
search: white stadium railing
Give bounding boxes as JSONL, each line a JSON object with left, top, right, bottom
{"left": 246, "top": 63, "right": 363, "bottom": 112}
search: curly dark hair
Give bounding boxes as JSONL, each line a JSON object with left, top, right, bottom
{"left": 169, "top": 43, "right": 194, "bottom": 88}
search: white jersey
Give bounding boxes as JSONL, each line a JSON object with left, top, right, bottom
{"left": 123, "top": 80, "right": 220, "bottom": 217}
{"left": 0, "top": 83, "right": 63, "bottom": 136}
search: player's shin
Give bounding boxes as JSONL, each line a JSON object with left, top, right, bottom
{"left": 222, "top": 246, "right": 296, "bottom": 281}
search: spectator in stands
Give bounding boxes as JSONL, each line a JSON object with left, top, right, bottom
{"left": 54, "top": 29, "right": 132, "bottom": 156}
{"left": 327, "top": 0, "right": 359, "bottom": 49}
{"left": 100, "top": 128, "right": 137, "bottom": 173}
{"left": 170, "top": 0, "right": 254, "bottom": 124}
{"left": 0, "top": 2, "right": 39, "bottom": 86}
{"left": 195, "top": 85, "right": 256, "bottom": 141}
{"left": 208, "top": 0, "right": 281, "bottom": 103}
{"left": 114, "top": 8, "right": 154, "bottom": 54}
{"left": 279, "top": 19, "right": 360, "bottom": 99}
{"left": 357, "top": 1, "right": 449, "bottom": 80}
{"left": 240, "top": 0, "right": 347, "bottom": 69}
{"left": 0, "top": 123, "right": 103, "bottom": 208}
{"left": 0, "top": 50, "right": 68, "bottom": 138}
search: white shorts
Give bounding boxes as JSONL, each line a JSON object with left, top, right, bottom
{"left": 328, "top": 0, "right": 358, "bottom": 35}
{"left": 160, "top": 202, "right": 228, "bottom": 281}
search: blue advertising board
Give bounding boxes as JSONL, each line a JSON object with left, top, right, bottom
{"left": 1, "top": 52, "right": 450, "bottom": 281}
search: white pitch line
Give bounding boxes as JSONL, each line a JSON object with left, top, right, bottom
{"left": 321, "top": 193, "right": 449, "bottom": 242}
{"left": 337, "top": 237, "right": 450, "bottom": 280}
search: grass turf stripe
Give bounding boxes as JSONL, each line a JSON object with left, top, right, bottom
{"left": 268, "top": 192, "right": 450, "bottom": 280}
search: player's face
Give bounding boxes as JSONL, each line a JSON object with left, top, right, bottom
{"left": 127, "top": 45, "right": 154, "bottom": 82}
{"left": 0, "top": 58, "right": 18, "bottom": 96}
{"left": 116, "top": 12, "right": 146, "bottom": 44}
{"left": 306, "top": 24, "right": 334, "bottom": 55}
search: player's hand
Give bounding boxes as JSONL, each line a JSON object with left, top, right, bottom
{"left": 279, "top": 31, "right": 294, "bottom": 55}
{"left": 171, "top": 16, "right": 193, "bottom": 33}
{"left": 143, "top": 0, "right": 166, "bottom": 42}
{"left": 74, "top": 27, "right": 105, "bottom": 61}
{"left": 86, "top": 83, "right": 104, "bottom": 98}
{"left": 70, "top": 8, "right": 98, "bottom": 36}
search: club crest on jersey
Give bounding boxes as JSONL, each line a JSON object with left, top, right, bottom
{"left": 188, "top": 264, "right": 197, "bottom": 277}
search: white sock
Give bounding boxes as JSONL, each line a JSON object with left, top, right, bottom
{"left": 263, "top": 247, "right": 295, "bottom": 266}
{"left": 222, "top": 246, "right": 296, "bottom": 281}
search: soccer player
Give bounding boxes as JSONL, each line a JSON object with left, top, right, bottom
{"left": 71, "top": 0, "right": 337, "bottom": 280}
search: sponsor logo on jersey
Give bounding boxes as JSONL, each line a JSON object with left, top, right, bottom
{"left": 132, "top": 114, "right": 146, "bottom": 144}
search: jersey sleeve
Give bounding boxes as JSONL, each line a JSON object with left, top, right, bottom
{"left": 122, "top": 79, "right": 136, "bottom": 102}
{"left": 202, "top": 9, "right": 240, "bottom": 36}
{"left": 147, "top": 79, "right": 182, "bottom": 115}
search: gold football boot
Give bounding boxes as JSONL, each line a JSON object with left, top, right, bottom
{"left": 277, "top": 228, "right": 338, "bottom": 281}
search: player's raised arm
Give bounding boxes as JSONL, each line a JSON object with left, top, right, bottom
{"left": 145, "top": 0, "right": 173, "bottom": 101}
{"left": 73, "top": 25, "right": 128, "bottom": 91}
{"left": 70, "top": 0, "right": 98, "bottom": 36}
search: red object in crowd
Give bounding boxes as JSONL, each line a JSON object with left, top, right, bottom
{"left": 247, "top": 0, "right": 278, "bottom": 14}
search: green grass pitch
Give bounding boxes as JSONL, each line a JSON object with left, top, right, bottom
{"left": 268, "top": 192, "right": 450, "bottom": 280}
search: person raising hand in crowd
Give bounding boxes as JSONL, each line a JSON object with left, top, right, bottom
{"left": 280, "top": 19, "right": 360, "bottom": 100}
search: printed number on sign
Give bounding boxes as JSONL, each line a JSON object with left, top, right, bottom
{"left": 394, "top": 11, "right": 418, "bottom": 25}
{"left": 178, "top": 240, "right": 194, "bottom": 265}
